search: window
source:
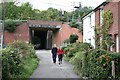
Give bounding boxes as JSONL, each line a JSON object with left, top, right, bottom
{"left": 100, "top": 6, "right": 104, "bottom": 26}
{"left": 116, "top": 34, "right": 119, "bottom": 52}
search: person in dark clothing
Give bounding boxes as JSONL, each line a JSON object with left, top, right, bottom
{"left": 51, "top": 44, "right": 58, "bottom": 64}
{"left": 57, "top": 47, "right": 64, "bottom": 65}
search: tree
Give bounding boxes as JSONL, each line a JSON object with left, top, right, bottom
{"left": 3, "top": 2, "right": 19, "bottom": 19}
{"left": 69, "top": 19, "right": 79, "bottom": 28}
{"left": 19, "top": 2, "right": 33, "bottom": 20}
{"left": 69, "top": 6, "right": 93, "bottom": 33}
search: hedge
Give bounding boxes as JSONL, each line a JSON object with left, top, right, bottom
{"left": 1, "top": 40, "right": 39, "bottom": 79}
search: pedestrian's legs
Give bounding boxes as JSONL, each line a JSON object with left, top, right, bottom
{"left": 60, "top": 54, "right": 63, "bottom": 64}
{"left": 52, "top": 54, "right": 56, "bottom": 63}
{"left": 58, "top": 55, "right": 60, "bottom": 64}
{"left": 54, "top": 55, "right": 57, "bottom": 63}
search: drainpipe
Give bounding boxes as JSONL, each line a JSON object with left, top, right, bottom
{"left": 46, "top": 30, "right": 49, "bottom": 49}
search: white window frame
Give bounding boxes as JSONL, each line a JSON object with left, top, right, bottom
{"left": 116, "top": 34, "right": 119, "bottom": 52}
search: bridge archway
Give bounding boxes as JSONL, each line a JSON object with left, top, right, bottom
{"left": 29, "top": 28, "right": 54, "bottom": 49}
{"left": 28, "top": 20, "right": 61, "bottom": 50}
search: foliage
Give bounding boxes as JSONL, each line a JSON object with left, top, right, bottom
{"left": 70, "top": 51, "right": 84, "bottom": 75}
{"left": 69, "top": 34, "right": 78, "bottom": 43}
{"left": 74, "top": 6, "right": 93, "bottom": 20}
{"left": 19, "top": 2, "right": 33, "bottom": 20}
{"left": 69, "top": 19, "right": 79, "bottom": 28}
{"left": 63, "top": 42, "right": 91, "bottom": 60}
{"left": 86, "top": 49, "right": 120, "bottom": 79}
{"left": 64, "top": 41, "right": 120, "bottom": 79}
{"left": 2, "top": 40, "right": 39, "bottom": 79}
{"left": 2, "top": 47, "right": 23, "bottom": 79}
{"left": 4, "top": 2, "right": 19, "bottom": 19}
{"left": 70, "top": 6, "right": 93, "bottom": 33}
{"left": 63, "top": 39, "right": 70, "bottom": 44}
{"left": 101, "top": 10, "right": 113, "bottom": 49}
{"left": 18, "top": 57, "right": 39, "bottom": 78}
{"left": 5, "top": 19, "right": 23, "bottom": 32}
{"left": 87, "top": 49, "right": 112, "bottom": 79}
{"left": 0, "top": 1, "right": 92, "bottom": 23}
{"left": 105, "top": 34, "right": 114, "bottom": 46}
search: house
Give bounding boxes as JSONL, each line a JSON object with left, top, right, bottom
{"left": 83, "top": 11, "right": 95, "bottom": 48}
{"left": 83, "top": 0, "right": 120, "bottom": 52}
{"left": 3, "top": 20, "right": 82, "bottom": 49}
{"left": 95, "top": 0, "right": 120, "bottom": 52}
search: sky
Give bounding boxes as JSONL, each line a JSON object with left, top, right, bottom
{"left": 18, "top": 0, "right": 106, "bottom": 12}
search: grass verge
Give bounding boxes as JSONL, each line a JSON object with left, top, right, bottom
{"left": 20, "top": 57, "right": 39, "bottom": 79}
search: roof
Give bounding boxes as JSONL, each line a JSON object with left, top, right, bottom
{"left": 82, "top": 1, "right": 109, "bottom": 19}
{"left": 93, "top": 1, "right": 109, "bottom": 11}
{"left": 27, "top": 20, "right": 63, "bottom": 29}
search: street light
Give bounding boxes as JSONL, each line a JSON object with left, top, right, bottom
{"left": 1, "top": 0, "right": 6, "bottom": 48}
{"left": 74, "top": 2, "right": 81, "bottom": 23}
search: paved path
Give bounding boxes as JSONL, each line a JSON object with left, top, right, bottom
{"left": 30, "top": 50, "right": 81, "bottom": 79}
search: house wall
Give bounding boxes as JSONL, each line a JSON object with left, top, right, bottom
{"left": 95, "top": 2, "right": 120, "bottom": 52}
{"left": 95, "top": 10, "right": 100, "bottom": 27}
{"left": 83, "top": 12, "right": 95, "bottom": 48}
{"left": 104, "top": 2, "right": 118, "bottom": 34}
{"left": 118, "top": 1, "right": 120, "bottom": 52}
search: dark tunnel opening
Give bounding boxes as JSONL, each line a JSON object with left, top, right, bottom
{"left": 33, "top": 30, "right": 47, "bottom": 49}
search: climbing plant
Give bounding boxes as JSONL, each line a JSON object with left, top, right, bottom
{"left": 100, "top": 10, "right": 113, "bottom": 49}
{"left": 5, "top": 19, "right": 23, "bottom": 32}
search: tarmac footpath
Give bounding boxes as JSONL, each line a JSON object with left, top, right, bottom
{"left": 30, "top": 50, "right": 82, "bottom": 80}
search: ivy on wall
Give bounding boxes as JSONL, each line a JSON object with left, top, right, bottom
{"left": 101, "top": 10, "right": 113, "bottom": 49}
{"left": 95, "top": 10, "right": 114, "bottom": 49}
{"left": 5, "top": 19, "right": 23, "bottom": 32}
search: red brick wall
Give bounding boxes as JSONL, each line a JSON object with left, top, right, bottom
{"left": 95, "top": 10, "right": 100, "bottom": 27}
{"left": 95, "top": 2, "right": 118, "bottom": 34}
{"left": 4, "top": 22, "right": 82, "bottom": 48}
{"left": 15, "top": 23, "right": 29, "bottom": 41}
{"left": 104, "top": 2, "right": 118, "bottom": 34}
{"left": 4, "top": 31, "right": 15, "bottom": 44}
{"left": 118, "top": 1, "right": 120, "bottom": 52}
{"left": 4, "top": 22, "right": 29, "bottom": 45}
{"left": 95, "top": 2, "right": 120, "bottom": 52}
{"left": 53, "top": 23, "right": 83, "bottom": 47}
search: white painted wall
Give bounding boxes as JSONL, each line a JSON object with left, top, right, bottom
{"left": 83, "top": 11, "right": 95, "bottom": 48}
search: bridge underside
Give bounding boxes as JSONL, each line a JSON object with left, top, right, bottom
{"left": 29, "top": 25, "right": 60, "bottom": 50}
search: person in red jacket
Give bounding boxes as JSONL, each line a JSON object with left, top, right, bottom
{"left": 57, "top": 47, "right": 64, "bottom": 65}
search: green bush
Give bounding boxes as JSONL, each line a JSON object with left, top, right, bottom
{"left": 5, "top": 19, "right": 23, "bottom": 32}
{"left": 64, "top": 41, "right": 120, "bottom": 79}
{"left": 86, "top": 49, "right": 111, "bottom": 79}
{"left": 8, "top": 40, "right": 37, "bottom": 58}
{"left": 86, "top": 49, "right": 120, "bottom": 79}
{"left": 64, "top": 42, "right": 91, "bottom": 59}
{"left": 69, "top": 34, "right": 78, "bottom": 43}
{"left": 2, "top": 48, "right": 23, "bottom": 79}
{"left": 69, "top": 19, "right": 79, "bottom": 28}
{"left": 109, "top": 53, "right": 120, "bottom": 79}
{"left": 70, "top": 51, "right": 84, "bottom": 75}
{"left": 2, "top": 40, "right": 38, "bottom": 79}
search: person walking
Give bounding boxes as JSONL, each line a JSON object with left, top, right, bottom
{"left": 51, "top": 44, "right": 58, "bottom": 64}
{"left": 57, "top": 47, "right": 64, "bottom": 65}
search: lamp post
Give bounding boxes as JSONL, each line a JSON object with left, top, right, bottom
{"left": 2, "top": 0, "right": 6, "bottom": 47}
{"left": 74, "top": 2, "right": 81, "bottom": 23}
